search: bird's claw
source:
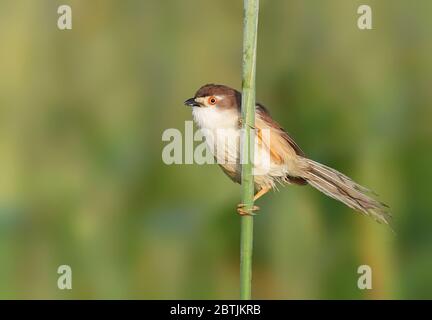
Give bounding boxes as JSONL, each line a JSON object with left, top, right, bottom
{"left": 237, "top": 203, "right": 260, "bottom": 216}
{"left": 238, "top": 118, "right": 255, "bottom": 129}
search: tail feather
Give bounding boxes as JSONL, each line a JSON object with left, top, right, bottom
{"left": 301, "top": 159, "right": 392, "bottom": 227}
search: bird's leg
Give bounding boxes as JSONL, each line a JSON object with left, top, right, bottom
{"left": 237, "top": 186, "right": 271, "bottom": 216}
{"left": 253, "top": 186, "right": 271, "bottom": 202}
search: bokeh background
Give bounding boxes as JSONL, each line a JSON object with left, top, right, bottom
{"left": 0, "top": 0, "right": 431, "bottom": 299}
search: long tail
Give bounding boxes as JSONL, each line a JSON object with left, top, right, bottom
{"left": 300, "top": 158, "right": 392, "bottom": 226}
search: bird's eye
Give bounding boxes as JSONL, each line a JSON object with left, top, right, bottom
{"left": 208, "top": 96, "right": 217, "bottom": 105}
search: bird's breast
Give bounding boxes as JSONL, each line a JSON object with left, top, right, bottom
{"left": 192, "top": 107, "right": 241, "bottom": 164}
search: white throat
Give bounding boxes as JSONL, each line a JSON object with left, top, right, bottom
{"left": 192, "top": 106, "right": 239, "bottom": 130}
{"left": 192, "top": 106, "right": 240, "bottom": 165}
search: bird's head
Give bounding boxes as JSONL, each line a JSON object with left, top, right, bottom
{"left": 184, "top": 84, "right": 241, "bottom": 111}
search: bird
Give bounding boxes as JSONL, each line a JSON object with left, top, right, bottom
{"left": 184, "top": 83, "right": 391, "bottom": 226}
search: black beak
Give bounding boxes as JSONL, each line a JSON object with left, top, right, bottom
{"left": 184, "top": 97, "right": 200, "bottom": 107}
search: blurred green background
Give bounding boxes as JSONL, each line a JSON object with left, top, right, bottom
{"left": 0, "top": 0, "right": 431, "bottom": 299}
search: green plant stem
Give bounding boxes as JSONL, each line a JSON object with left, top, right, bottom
{"left": 240, "top": 0, "right": 259, "bottom": 301}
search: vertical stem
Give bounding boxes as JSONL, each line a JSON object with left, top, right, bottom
{"left": 240, "top": 0, "right": 259, "bottom": 300}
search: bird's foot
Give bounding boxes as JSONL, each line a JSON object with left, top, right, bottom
{"left": 238, "top": 118, "right": 255, "bottom": 129}
{"left": 236, "top": 203, "right": 260, "bottom": 216}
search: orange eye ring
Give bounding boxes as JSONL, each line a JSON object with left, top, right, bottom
{"left": 208, "top": 96, "right": 217, "bottom": 105}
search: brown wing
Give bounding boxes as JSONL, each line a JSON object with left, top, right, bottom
{"left": 255, "top": 104, "right": 307, "bottom": 185}
{"left": 255, "top": 104, "right": 305, "bottom": 157}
